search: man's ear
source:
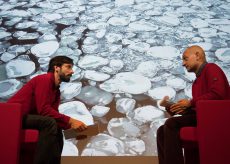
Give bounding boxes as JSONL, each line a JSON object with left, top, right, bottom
{"left": 54, "top": 66, "right": 60, "bottom": 73}
{"left": 195, "top": 51, "right": 200, "bottom": 61}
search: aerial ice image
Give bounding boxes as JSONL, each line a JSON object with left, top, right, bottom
{"left": 0, "top": 0, "right": 230, "bottom": 156}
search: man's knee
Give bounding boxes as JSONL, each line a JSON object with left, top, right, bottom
{"left": 164, "top": 117, "right": 179, "bottom": 129}
{"left": 41, "top": 116, "right": 58, "bottom": 135}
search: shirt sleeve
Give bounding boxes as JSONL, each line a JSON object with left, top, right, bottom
{"left": 33, "top": 76, "right": 70, "bottom": 130}
{"left": 190, "top": 64, "right": 229, "bottom": 106}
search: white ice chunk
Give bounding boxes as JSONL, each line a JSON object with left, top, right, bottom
{"left": 135, "top": 61, "right": 158, "bottom": 78}
{"left": 148, "top": 86, "right": 176, "bottom": 100}
{"left": 107, "top": 118, "right": 141, "bottom": 139}
{"left": 147, "top": 46, "right": 180, "bottom": 59}
{"left": 190, "top": 18, "right": 209, "bottom": 28}
{"left": 60, "top": 82, "right": 82, "bottom": 100}
{"left": 78, "top": 55, "right": 109, "bottom": 69}
{"left": 0, "top": 79, "right": 22, "bottom": 99}
{"left": 84, "top": 70, "right": 110, "bottom": 82}
{"left": 90, "top": 105, "right": 110, "bottom": 117}
{"left": 215, "top": 48, "right": 230, "bottom": 63}
{"left": 115, "top": 72, "right": 151, "bottom": 94}
{"left": 166, "top": 77, "right": 186, "bottom": 91}
{"left": 6, "top": 59, "right": 35, "bottom": 78}
{"left": 128, "top": 21, "right": 158, "bottom": 32}
{"left": 31, "top": 41, "right": 59, "bottom": 57}
{"left": 76, "top": 86, "right": 113, "bottom": 106}
{"left": 59, "top": 101, "right": 93, "bottom": 125}
{"left": 132, "top": 106, "right": 164, "bottom": 124}
{"left": 107, "top": 17, "right": 130, "bottom": 26}
{"left": 116, "top": 98, "right": 136, "bottom": 114}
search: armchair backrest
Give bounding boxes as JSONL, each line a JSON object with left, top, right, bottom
{"left": 0, "top": 103, "right": 22, "bottom": 164}
{"left": 196, "top": 99, "right": 230, "bottom": 164}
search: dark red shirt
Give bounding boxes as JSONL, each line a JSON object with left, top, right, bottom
{"left": 191, "top": 63, "right": 230, "bottom": 107}
{"left": 8, "top": 72, "right": 70, "bottom": 129}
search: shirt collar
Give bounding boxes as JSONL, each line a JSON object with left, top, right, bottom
{"left": 196, "top": 62, "right": 207, "bottom": 77}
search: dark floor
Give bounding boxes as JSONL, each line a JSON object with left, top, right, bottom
{"left": 61, "top": 156, "right": 158, "bottom": 164}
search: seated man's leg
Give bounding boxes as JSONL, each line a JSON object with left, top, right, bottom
{"left": 157, "top": 113, "right": 197, "bottom": 164}
{"left": 22, "top": 115, "right": 63, "bottom": 164}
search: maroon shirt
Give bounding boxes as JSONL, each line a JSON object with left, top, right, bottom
{"left": 191, "top": 63, "right": 230, "bottom": 107}
{"left": 8, "top": 72, "right": 70, "bottom": 129}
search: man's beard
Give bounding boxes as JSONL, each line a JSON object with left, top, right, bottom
{"left": 59, "top": 73, "right": 72, "bottom": 82}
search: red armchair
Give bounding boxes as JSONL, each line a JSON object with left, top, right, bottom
{"left": 0, "top": 103, "right": 39, "bottom": 164}
{"left": 180, "top": 88, "right": 230, "bottom": 164}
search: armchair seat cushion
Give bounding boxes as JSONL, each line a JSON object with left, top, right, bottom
{"left": 21, "top": 130, "right": 39, "bottom": 143}
{"left": 180, "top": 127, "right": 198, "bottom": 148}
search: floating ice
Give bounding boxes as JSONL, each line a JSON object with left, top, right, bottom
{"left": 188, "top": 42, "right": 213, "bottom": 51}
{"left": 0, "top": 31, "right": 11, "bottom": 39}
{"left": 128, "top": 42, "right": 150, "bottom": 53}
{"left": 147, "top": 46, "right": 180, "bottom": 59}
{"left": 31, "top": 41, "right": 59, "bottom": 57}
{"left": 109, "top": 59, "right": 124, "bottom": 72}
{"left": 87, "top": 22, "right": 108, "bottom": 30}
{"left": 0, "top": 79, "right": 22, "bottom": 99}
{"left": 17, "top": 32, "right": 40, "bottom": 40}
{"left": 156, "top": 16, "right": 180, "bottom": 26}
{"left": 0, "top": 52, "right": 16, "bottom": 62}
{"left": 148, "top": 86, "right": 176, "bottom": 100}
{"left": 166, "top": 77, "right": 186, "bottom": 91}
{"left": 215, "top": 48, "right": 230, "bottom": 63}
{"left": 78, "top": 55, "right": 109, "bottom": 69}
{"left": 184, "top": 84, "right": 192, "bottom": 98}
{"left": 115, "top": 0, "right": 134, "bottom": 6}
{"left": 76, "top": 86, "right": 113, "bottom": 106}
{"left": 95, "top": 29, "right": 106, "bottom": 38}
{"left": 83, "top": 37, "right": 98, "bottom": 45}
{"left": 61, "top": 139, "right": 78, "bottom": 156}
{"left": 128, "top": 21, "right": 158, "bottom": 32}
{"left": 156, "top": 59, "right": 174, "bottom": 70}
{"left": 107, "top": 17, "right": 130, "bottom": 26}
{"left": 59, "top": 101, "right": 93, "bottom": 125}
{"left": 107, "top": 118, "right": 141, "bottom": 139}
{"left": 217, "top": 25, "right": 230, "bottom": 34}
{"left": 6, "top": 59, "right": 35, "bottom": 78}
{"left": 82, "top": 44, "right": 108, "bottom": 54}
{"left": 105, "top": 33, "right": 123, "bottom": 43}
{"left": 82, "top": 133, "right": 125, "bottom": 156}
{"left": 90, "top": 105, "right": 110, "bottom": 117}
{"left": 1, "top": 9, "right": 31, "bottom": 17}
{"left": 206, "top": 19, "right": 230, "bottom": 25}
{"left": 116, "top": 98, "right": 136, "bottom": 114}
{"left": 198, "top": 28, "right": 217, "bottom": 38}
{"left": 190, "top": 18, "right": 209, "bottom": 29}
{"left": 115, "top": 72, "right": 151, "bottom": 94}
{"left": 124, "top": 138, "right": 145, "bottom": 155}
{"left": 60, "top": 82, "right": 82, "bottom": 100}
{"left": 135, "top": 61, "right": 158, "bottom": 78}
{"left": 15, "top": 21, "right": 39, "bottom": 29}
{"left": 84, "top": 70, "right": 110, "bottom": 82}
{"left": 132, "top": 106, "right": 164, "bottom": 124}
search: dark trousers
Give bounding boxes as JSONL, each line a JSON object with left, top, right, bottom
{"left": 157, "top": 112, "right": 197, "bottom": 164}
{"left": 22, "top": 115, "right": 63, "bottom": 164}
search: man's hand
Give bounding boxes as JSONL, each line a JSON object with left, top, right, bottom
{"left": 69, "top": 118, "right": 87, "bottom": 131}
{"left": 170, "top": 99, "right": 191, "bottom": 114}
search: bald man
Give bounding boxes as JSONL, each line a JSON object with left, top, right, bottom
{"left": 157, "top": 45, "right": 229, "bottom": 164}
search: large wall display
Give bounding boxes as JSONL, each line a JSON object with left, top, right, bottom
{"left": 0, "top": 0, "right": 229, "bottom": 156}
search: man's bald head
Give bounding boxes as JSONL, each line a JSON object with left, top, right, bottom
{"left": 182, "top": 45, "right": 207, "bottom": 74}
{"left": 183, "top": 45, "right": 206, "bottom": 62}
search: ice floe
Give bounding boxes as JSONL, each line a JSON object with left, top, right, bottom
{"left": 6, "top": 59, "right": 35, "bottom": 78}
{"left": 31, "top": 41, "right": 59, "bottom": 57}
{"left": 0, "top": 79, "right": 22, "bottom": 99}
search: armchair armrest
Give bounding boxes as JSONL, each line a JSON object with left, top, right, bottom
{"left": 0, "top": 103, "right": 22, "bottom": 164}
